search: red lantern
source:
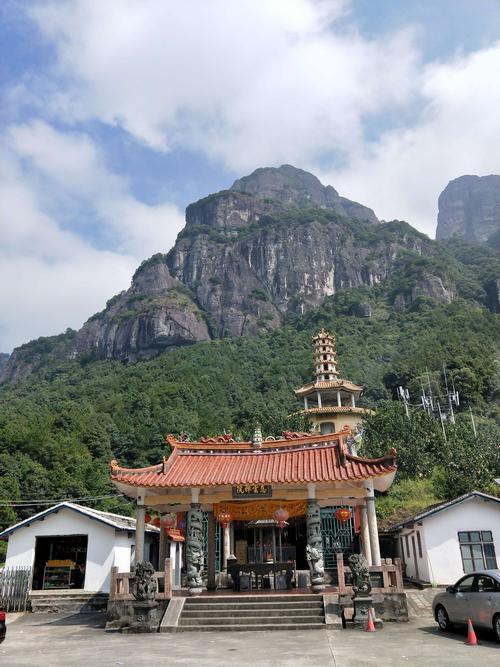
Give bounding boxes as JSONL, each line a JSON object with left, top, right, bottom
{"left": 153, "top": 516, "right": 161, "bottom": 527}
{"left": 273, "top": 507, "right": 289, "bottom": 529}
{"left": 144, "top": 513, "right": 152, "bottom": 524}
{"left": 162, "top": 514, "right": 175, "bottom": 531}
{"left": 217, "top": 509, "right": 232, "bottom": 529}
{"left": 335, "top": 507, "right": 352, "bottom": 526}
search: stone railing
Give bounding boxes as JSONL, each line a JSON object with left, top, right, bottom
{"left": 109, "top": 558, "right": 171, "bottom": 601}
{"left": 335, "top": 554, "right": 404, "bottom": 594}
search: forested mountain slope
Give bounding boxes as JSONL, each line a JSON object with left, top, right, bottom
{"left": 1, "top": 166, "right": 499, "bottom": 546}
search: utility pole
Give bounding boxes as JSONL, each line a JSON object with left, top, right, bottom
{"left": 437, "top": 401, "right": 447, "bottom": 441}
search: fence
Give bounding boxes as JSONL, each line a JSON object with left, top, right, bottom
{"left": 110, "top": 558, "right": 172, "bottom": 601}
{"left": 335, "top": 554, "right": 404, "bottom": 594}
{"left": 0, "top": 566, "right": 32, "bottom": 612}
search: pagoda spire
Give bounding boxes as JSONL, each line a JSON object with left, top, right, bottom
{"left": 311, "top": 328, "right": 339, "bottom": 382}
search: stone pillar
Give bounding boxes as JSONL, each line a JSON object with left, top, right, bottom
{"left": 351, "top": 393, "right": 356, "bottom": 408}
{"left": 207, "top": 511, "right": 216, "bottom": 591}
{"left": 337, "top": 391, "right": 342, "bottom": 407}
{"left": 360, "top": 504, "right": 372, "bottom": 566}
{"left": 306, "top": 484, "right": 325, "bottom": 593}
{"left": 317, "top": 392, "right": 322, "bottom": 408}
{"left": 366, "top": 482, "right": 381, "bottom": 566}
{"left": 186, "top": 489, "right": 204, "bottom": 595}
{"left": 159, "top": 514, "right": 168, "bottom": 568}
{"left": 304, "top": 396, "right": 308, "bottom": 410}
{"left": 223, "top": 525, "right": 231, "bottom": 568}
{"left": 135, "top": 501, "right": 146, "bottom": 566}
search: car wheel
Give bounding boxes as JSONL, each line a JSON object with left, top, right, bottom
{"left": 493, "top": 614, "right": 500, "bottom": 643}
{"left": 436, "top": 605, "right": 452, "bottom": 632}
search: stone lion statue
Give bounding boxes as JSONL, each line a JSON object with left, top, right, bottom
{"left": 133, "top": 561, "right": 157, "bottom": 602}
{"left": 306, "top": 545, "right": 325, "bottom": 583}
{"left": 348, "top": 553, "right": 372, "bottom": 595}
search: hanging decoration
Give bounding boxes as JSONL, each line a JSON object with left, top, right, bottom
{"left": 334, "top": 507, "right": 352, "bottom": 526}
{"left": 273, "top": 507, "right": 290, "bottom": 529}
{"left": 213, "top": 499, "right": 306, "bottom": 522}
{"left": 162, "top": 514, "right": 176, "bottom": 531}
{"left": 144, "top": 513, "right": 152, "bottom": 524}
{"left": 152, "top": 516, "right": 161, "bottom": 527}
{"left": 217, "top": 509, "right": 232, "bottom": 529}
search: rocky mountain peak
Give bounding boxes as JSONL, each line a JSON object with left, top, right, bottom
{"left": 436, "top": 174, "right": 500, "bottom": 244}
{"left": 231, "top": 164, "right": 379, "bottom": 223}
{"left": 231, "top": 164, "right": 336, "bottom": 204}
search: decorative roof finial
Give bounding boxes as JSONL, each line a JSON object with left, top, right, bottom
{"left": 252, "top": 423, "right": 263, "bottom": 449}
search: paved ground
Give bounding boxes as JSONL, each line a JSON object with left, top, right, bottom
{"left": 0, "top": 612, "right": 498, "bottom": 666}
{"left": 405, "top": 587, "right": 443, "bottom": 617}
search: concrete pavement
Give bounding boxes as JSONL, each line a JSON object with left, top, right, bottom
{"left": 1, "top": 612, "right": 498, "bottom": 666}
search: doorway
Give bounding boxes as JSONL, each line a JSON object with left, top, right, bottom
{"left": 32, "top": 534, "right": 88, "bottom": 590}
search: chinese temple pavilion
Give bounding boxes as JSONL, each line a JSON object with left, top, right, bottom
{"left": 110, "top": 331, "right": 396, "bottom": 595}
{"left": 294, "top": 328, "right": 372, "bottom": 435}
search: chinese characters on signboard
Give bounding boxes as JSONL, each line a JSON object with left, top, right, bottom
{"left": 232, "top": 484, "right": 272, "bottom": 499}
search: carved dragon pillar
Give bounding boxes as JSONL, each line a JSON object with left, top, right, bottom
{"left": 186, "top": 501, "right": 204, "bottom": 595}
{"left": 306, "top": 495, "right": 325, "bottom": 593}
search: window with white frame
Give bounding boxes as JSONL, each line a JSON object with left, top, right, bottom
{"left": 458, "top": 531, "right": 497, "bottom": 573}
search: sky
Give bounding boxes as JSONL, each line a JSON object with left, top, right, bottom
{"left": 1, "top": 0, "right": 500, "bottom": 352}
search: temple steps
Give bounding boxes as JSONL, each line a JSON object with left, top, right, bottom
{"left": 164, "top": 594, "right": 326, "bottom": 632}
{"left": 30, "top": 592, "right": 108, "bottom": 614}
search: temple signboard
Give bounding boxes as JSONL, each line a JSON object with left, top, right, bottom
{"left": 232, "top": 484, "right": 272, "bottom": 499}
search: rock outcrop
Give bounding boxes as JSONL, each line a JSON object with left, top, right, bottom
{"left": 1, "top": 165, "right": 464, "bottom": 383}
{"left": 71, "top": 260, "right": 211, "bottom": 362}
{"left": 231, "top": 165, "right": 379, "bottom": 223}
{"left": 436, "top": 175, "right": 500, "bottom": 244}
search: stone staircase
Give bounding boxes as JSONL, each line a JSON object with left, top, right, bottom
{"left": 165, "top": 594, "right": 326, "bottom": 632}
{"left": 30, "top": 591, "right": 108, "bottom": 613}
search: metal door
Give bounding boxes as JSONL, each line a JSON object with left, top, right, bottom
{"left": 320, "top": 507, "right": 354, "bottom": 569}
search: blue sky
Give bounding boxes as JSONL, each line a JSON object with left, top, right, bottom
{"left": 1, "top": 0, "right": 500, "bottom": 351}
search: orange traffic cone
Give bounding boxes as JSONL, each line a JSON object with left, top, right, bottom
{"left": 465, "top": 618, "right": 478, "bottom": 645}
{"left": 366, "top": 607, "right": 376, "bottom": 632}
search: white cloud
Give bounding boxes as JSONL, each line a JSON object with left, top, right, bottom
{"left": 0, "top": 122, "right": 185, "bottom": 351}
{"left": 27, "top": 0, "right": 419, "bottom": 169}
{"left": 320, "top": 42, "right": 500, "bottom": 235}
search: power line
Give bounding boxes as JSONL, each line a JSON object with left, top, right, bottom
{"left": 0, "top": 494, "right": 121, "bottom": 507}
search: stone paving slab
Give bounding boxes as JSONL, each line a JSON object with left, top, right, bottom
{"left": 1, "top": 612, "right": 498, "bottom": 666}
{"left": 405, "top": 587, "right": 443, "bottom": 617}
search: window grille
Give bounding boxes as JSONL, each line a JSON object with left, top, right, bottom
{"left": 458, "top": 531, "right": 497, "bottom": 573}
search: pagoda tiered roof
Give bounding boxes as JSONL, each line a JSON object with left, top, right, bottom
{"left": 110, "top": 431, "right": 397, "bottom": 491}
{"left": 294, "top": 378, "right": 364, "bottom": 397}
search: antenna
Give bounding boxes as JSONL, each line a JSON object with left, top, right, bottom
{"left": 442, "top": 364, "right": 459, "bottom": 424}
{"left": 397, "top": 386, "right": 410, "bottom": 418}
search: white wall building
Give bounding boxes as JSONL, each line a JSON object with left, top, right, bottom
{"left": 0, "top": 502, "right": 159, "bottom": 593}
{"left": 388, "top": 492, "right": 500, "bottom": 585}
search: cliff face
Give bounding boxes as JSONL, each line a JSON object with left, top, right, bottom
{"left": 1, "top": 165, "right": 478, "bottom": 383}
{"left": 436, "top": 175, "right": 500, "bottom": 244}
{"left": 71, "top": 261, "right": 211, "bottom": 362}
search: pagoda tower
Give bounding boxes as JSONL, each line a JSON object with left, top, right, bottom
{"left": 294, "top": 328, "right": 371, "bottom": 435}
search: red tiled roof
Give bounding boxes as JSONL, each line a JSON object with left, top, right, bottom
{"left": 166, "top": 528, "right": 184, "bottom": 542}
{"left": 110, "top": 439, "right": 396, "bottom": 489}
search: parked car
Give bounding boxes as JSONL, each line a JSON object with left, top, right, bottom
{"left": 432, "top": 570, "right": 500, "bottom": 642}
{"left": 0, "top": 610, "right": 6, "bottom": 644}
